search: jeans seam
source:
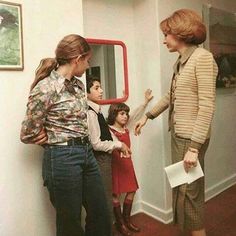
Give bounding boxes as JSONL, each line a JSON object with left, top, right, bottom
{"left": 50, "top": 148, "right": 57, "bottom": 207}
{"left": 84, "top": 143, "right": 89, "bottom": 166}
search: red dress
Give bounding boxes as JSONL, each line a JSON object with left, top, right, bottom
{"left": 110, "top": 127, "right": 139, "bottom": 195}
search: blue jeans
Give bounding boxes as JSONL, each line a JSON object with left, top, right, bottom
{"left": 42, "top": 143, "right": 111, "bottom": 236}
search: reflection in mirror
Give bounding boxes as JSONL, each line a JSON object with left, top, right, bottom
{"left": 86, "top": 38, "right": 129, "bottom": 104}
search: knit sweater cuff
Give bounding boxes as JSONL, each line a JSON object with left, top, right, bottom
{"left": 145, "top": 112, "right": 155, "bottom": 120}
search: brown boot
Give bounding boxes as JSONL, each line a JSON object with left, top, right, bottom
{"left": 113, "top": 206, "right": 132, "bottom": 236}
{"left": 123, "top": 202, "right": 141, "bottom": 232}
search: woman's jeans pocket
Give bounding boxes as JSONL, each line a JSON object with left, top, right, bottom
{"left": 42, "top": 146, "right": 85, "bottom": 190}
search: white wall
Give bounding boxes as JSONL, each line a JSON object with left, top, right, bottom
{"left": 83, "top": 0, "right": 136, "bottom": 102}
{"left": 132, "top": 0, "right": 173, "bottom": 222}
{"left": 0, "top": 1, "right": 84, "bottom": 235}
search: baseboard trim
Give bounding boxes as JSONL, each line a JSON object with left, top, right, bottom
{"left": 132, "top": 174, "right": 236, "bottom": 224}
{"left": 205, "top": 173, "right": 236, "bottom": 201}
{"left": 132, "top": 200, "right": 173, "bottom": 224}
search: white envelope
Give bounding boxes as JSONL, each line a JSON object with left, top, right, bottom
{"left": 164, "top": 160, "right": 204, "bottom": 188}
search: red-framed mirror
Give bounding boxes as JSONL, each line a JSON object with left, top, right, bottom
{"left": 86, "top": 38, "right": 129, "bottom": 104}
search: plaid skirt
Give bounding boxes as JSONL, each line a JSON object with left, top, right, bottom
{"left": 171, "top": 131, "right": 209, "bottom": 231}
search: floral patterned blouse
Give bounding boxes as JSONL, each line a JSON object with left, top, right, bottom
{"left": 20, "top": 70, "right": 88, "bottom": 144}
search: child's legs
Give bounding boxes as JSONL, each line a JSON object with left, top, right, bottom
{"left": 123, "top": 191, "right": 136, "bottom": 215}
{"left": 123, "top": 191, "right": 140, "bottom": 232}
{"left": 124, "top": 191, "right": 136, "bottom": 202}
{"left": 112, "top": 193, "right": 132, "bottom": 235}
{"left": 112, "top": 191, "right": 136, "bottom": 206}
{"left": 112, "top": 193, "right": 121, "bottom": 206}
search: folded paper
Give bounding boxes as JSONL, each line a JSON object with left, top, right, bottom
{"left": 164, "top": 160, "right": 204, "bottom": 188}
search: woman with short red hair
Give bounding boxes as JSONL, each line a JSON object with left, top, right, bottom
{"left": 135, "top": 9, "right": 218, "bottom": 236}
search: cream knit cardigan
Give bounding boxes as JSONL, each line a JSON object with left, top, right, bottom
{"left": 147, "top": 47, "right": 218, "bottom": 149}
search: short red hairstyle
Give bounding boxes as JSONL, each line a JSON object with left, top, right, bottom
{"left": 160, "top": 9, "right": 206, "bottom": 45}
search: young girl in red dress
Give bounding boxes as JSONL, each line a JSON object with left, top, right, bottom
{"left": 107, "top": 90, "right": 153, "bottom": 236}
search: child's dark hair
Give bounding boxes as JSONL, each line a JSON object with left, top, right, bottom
{"left": 86, "top": 75, "right": 100, "bottom": 93}
{"left": 107, "top": 103, "right": 130, "bottom": 125}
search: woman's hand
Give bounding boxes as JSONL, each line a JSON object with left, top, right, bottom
{"left": 183, "top": 148, "right": 198, "bottom": 173}
{"left": 144, "top": 89, "right": 153, "bottom": 104}
{"left": 134, "top": 115, "right": 148, "bottom": 136}
{"left": 32, "top": 128, "right": 48, "bottom": 145}
{"left": 120, "top": 143, "right": 132, "bottom": 158}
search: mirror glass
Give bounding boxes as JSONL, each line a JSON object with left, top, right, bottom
{"left": 86, "top": 38, "right": 129, "bottom": 104}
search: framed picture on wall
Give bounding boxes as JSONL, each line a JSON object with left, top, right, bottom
{"left": 0, "top": 1, "right": 23, "bottom": 70}
{"left": 203, "top": 5, "right": 236, "bottom": 88}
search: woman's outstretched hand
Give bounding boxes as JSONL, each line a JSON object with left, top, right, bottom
{"left": 134, "top": 115, "right": 148, "bottom": 136}
{"left": 144, "top": 89, "right": 153, "bottom": 104}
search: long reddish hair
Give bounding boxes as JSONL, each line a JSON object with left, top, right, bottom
{"left": 31, "top": 34, "right": 90, "bottom": 90}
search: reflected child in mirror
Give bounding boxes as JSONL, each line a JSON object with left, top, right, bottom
{"left": 107, "top": 90, "right": 153, "bottom": 236}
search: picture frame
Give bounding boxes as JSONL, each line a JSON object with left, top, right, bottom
{"left": 203, "top": 5, "right": 236, "bottom": 88}
{"left": 0, "top": 1, "right": 23, "bottom": 70}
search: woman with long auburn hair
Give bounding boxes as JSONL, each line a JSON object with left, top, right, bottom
{"left": 21, "top": 34, "right": 111, "bottom": 236}
{"left": 135, "top": 9, "right": 218, "bottom": 236}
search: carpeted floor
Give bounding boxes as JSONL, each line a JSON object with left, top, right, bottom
{"left": 113, "top": 184, "right": 236, "bottom": 236}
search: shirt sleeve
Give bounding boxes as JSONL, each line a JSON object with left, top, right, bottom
{"left": 87, "top": 110, "right": 122, "bottom": 153}
{"left": 20, "top": 83, "right": 51, "bottom": 144}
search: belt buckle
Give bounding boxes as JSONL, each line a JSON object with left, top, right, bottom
{"left": 80, "top": 136, "right": 86, "bottom": 144}
{"left": 79, "top": 136, "right": 88, "bottom": 145}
